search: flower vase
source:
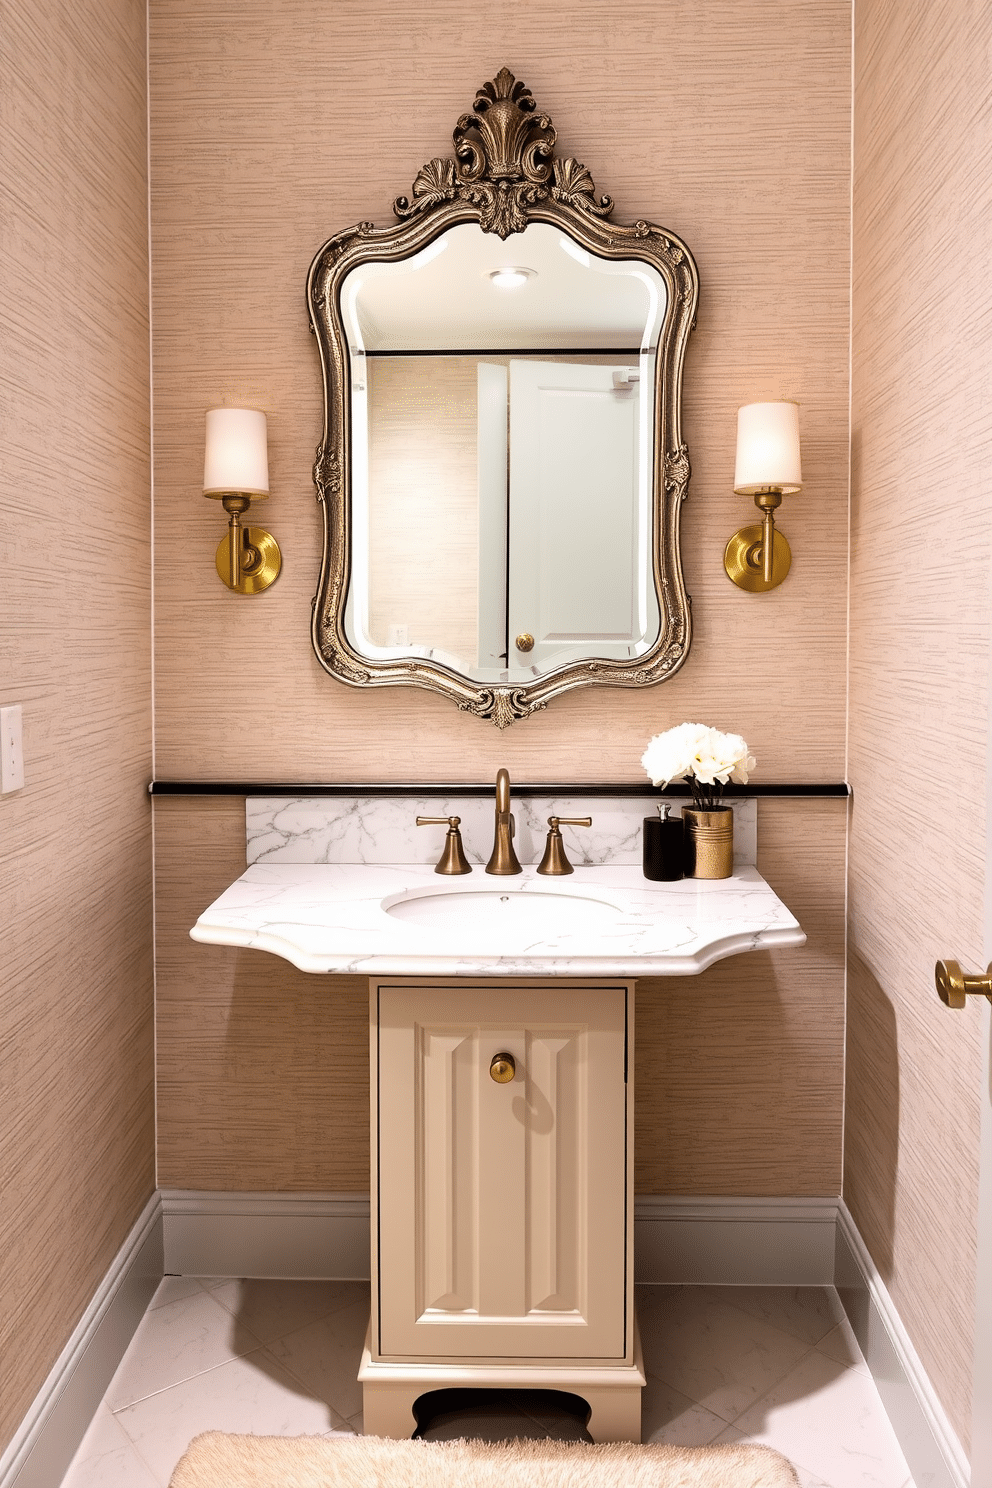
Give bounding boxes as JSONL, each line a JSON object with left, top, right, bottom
{"left": 683, "top": 806, "right": 734, "bottom": 879}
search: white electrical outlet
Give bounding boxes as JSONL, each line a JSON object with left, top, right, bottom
{"left": 1, "top": 705, "right": 25, "bottom": 792}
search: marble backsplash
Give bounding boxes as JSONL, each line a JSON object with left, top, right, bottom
{"left": 245, "top": 795, "right": 757, "bottom": 869}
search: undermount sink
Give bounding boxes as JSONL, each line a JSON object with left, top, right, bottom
{"left": 382, "top": 884, "right": 621, "bottom": 933}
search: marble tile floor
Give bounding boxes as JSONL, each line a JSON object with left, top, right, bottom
{"left": 58, "top": 1278, "right": 916, "bottom": 1488}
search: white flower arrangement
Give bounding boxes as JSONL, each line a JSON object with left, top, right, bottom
{"left": 641, "top": 722, "right": 756, "bottom": 811}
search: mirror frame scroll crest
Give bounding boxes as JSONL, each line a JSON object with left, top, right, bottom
{"left": 307, "top": 67, "right": 699, "bottom": 728}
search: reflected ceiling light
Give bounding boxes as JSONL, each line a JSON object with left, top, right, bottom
{"left": 488, "top": 266, "right": 536, "bottom": 289}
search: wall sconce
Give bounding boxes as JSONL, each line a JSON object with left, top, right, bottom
{"left": 203, "top": 408, "right": 281, "bottom": 594}
{"left": 723, "top": 401, "right": 802, "bottom": 592}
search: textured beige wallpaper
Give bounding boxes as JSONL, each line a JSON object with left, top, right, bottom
{"left": 366, "top": 357, "right": 480, "bottom": 663}
{"left": 637, "top": 798, "right": 846, "bottom": 1195}
{"left": 0, "top": 0, "right": 154, "bottom": 1454}
{"left": 156, "top": 796, "right": 845, "bottom": 1196}
{"left": 149, "top": 0, "right": 850, "bottom": 1223}
{"left": 155, "top": 798, "right": 369, "bottom": 1191}
{"left": 149, "top": 0, "right": 851, "bottom": 783}
{"left": 847, "top": 0, "right": 992, "bottom": 1451}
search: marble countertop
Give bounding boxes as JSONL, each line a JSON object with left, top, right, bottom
{"left": 190, "top": 862, "right": 805, "bottom": 977}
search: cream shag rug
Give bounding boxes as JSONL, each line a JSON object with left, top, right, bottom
{"left": 169, "top": 1432, "right": 800, "bottom": 1487}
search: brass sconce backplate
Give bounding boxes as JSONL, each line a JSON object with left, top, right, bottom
{"left": 215, "top": 527, "right": 282, "bottom": 594}
{"left": 724, "top": 525, "right": 791, "bottom": 593}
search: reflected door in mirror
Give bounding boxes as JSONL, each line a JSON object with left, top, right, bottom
{"left": 506, "top": 359, "right": 655, "bottom": 675}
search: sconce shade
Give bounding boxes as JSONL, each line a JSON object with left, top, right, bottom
{"left": 203, "top": 408, "right": 270, "bottom": 498}
{"left": 733, "top": 401, "right": 802, "bottom": 496}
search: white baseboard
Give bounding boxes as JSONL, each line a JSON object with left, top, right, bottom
{"left": 0, "top": 1193, "right": 163, "bottom": 1488}
{"left": 158, "top": 1191, "right": 840, "bottom": 1286}
{"left": 3, "top": 1190, "right": 969, "bottom": 1488}
{"left": 634, "top": 1195, "right": 839, "bottom": 1284}
{"left": 160, "top": 1190, "right": 370, "bottom": 1279}
{"left": 836, "top": 1201, "right": 967, "bottom": 1488}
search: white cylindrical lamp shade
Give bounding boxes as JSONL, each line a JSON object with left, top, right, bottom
{"left": 203, "top": 408, "right": 269, "bottom": 497}
{"left": 734, "top": 401, "right": 802, "bottom": 495}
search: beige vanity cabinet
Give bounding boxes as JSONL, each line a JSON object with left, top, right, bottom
{"left": 362, "top": 977, "right": 644, "bottom": 1442}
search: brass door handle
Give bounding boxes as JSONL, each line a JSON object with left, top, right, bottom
{"left": 515, "top": 633, "right": 534, "bottom": 653}
{"left": 935, "top": 960, "right": 992, "bottom": 1007}
{"left": 490, "top": 1052, "right": 516, "bottom": 1083}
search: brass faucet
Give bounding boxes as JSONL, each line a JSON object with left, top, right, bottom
{"left": 416, "top": 815, "right": 472, "bottom": 875}
{"left": 485, "top": 768, "right": 522, "bottom": 875}
{"left": 537, "top": 815, "right": 593, "bottom": 875}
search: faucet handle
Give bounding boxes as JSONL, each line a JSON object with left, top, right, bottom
{"left": 537, "top": 816, "right": 593, "bottom": 876}
{"left": 416, "top": 815, "right": 472, "bottom": 876}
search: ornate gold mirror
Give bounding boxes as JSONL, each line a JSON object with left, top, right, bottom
{"left": 308, "top": 69, "right": 698, "bottom": 727}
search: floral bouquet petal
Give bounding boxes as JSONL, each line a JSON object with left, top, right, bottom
{"left": 641, "top": 723, "right": 756, "bottom": 810}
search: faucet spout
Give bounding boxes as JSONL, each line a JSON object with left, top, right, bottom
{"left": 486, "top": 768, "right": 522, "bottom": 875}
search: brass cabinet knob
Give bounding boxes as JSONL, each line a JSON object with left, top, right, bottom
{"left": 935, "top": 959, "right": 992, "bottom": 1007}
{"left": 490, "top": 1052, "right": 516, "bottom": 1083}
{"left": 515, "top": 633, "right": 535, "bottom": 653}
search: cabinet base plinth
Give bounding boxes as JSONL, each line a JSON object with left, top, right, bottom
{"left": 358, "top": 1320, "right": 646, "bottom": 1444}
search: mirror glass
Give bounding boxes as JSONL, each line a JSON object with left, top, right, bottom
{"left": 340, "top": 221, "right": 668, "bottom": 684}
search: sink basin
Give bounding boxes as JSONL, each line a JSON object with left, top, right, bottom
{"left": 382, "top": 885, "right": 620, "bottom": 934}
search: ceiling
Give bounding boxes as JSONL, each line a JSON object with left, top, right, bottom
{"left": 342, "top": 221, "right": 667, "bottom": 352}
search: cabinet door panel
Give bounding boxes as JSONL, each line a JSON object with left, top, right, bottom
{"left": 375, "top": 985, "right": 628, "bottom": 1361}
{"left": 524, "top": 1034, "right": 576, "bottom": 1312}
{"left": 421, "top": 1029, "right": 478, "bottom": 1313}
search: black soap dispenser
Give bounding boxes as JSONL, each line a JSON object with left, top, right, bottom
{"left": 643, "top": 802, "right": 684, "bottom": 881}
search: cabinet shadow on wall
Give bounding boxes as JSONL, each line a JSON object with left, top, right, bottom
{"left": 635, "top": 947, "right": 843, "bottom": 1198}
